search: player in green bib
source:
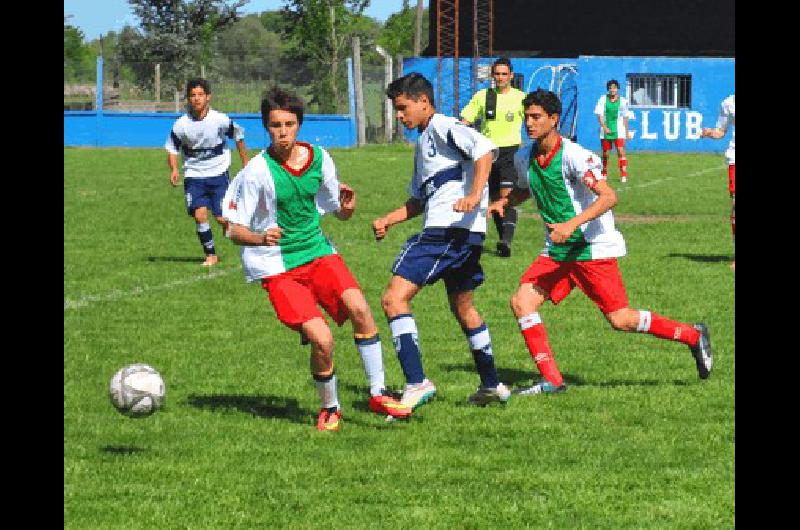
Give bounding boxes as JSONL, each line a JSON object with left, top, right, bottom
{"left": 461, "top": 57, "right": 526, "bottom": 257}
{"left": 222, "top": 87, "right": 411, "bottom": 431}
{"left": 488, "top": 89, "right": 714, "bottom": 395}
{"left": 593, "top": 79, "right": 632, "bottom": 182}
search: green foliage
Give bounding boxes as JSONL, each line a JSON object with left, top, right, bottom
{"left": 280, "top": 0, "right": 374, "bottom": 113}
{"left": 64, "top": 146, "right": 734, "bottom": 528}
{"left": 377, "top": 1, "right": 428, "bottom": 57}
{"left": 64, "top": 22, "right": 96, "bottom": 82}
{"left": 124, "top": 0, "right": 248, "bottom": 90}
{"left": 215, "top": 14, "right": 283, "bottom": 82}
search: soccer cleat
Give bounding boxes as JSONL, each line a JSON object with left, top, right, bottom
{"left": 202, "top": 254, "right": 220, "bottom": 267}
{"left": 620, "top": 176, "right": 628, "bottom": 183}
{"left": 316, "top": 407, "right": 342, "bottom": 432}
{"left": 514, "top": 379, "right": 567, "bottom": 396}
{"left": 400, "top": 379, "right": 437, "bottom": 411}
{"left": 496, "top": 241, "right": 511, "bottom": 258}
{"left": 689, "top": 323, "right": 714, "bottom": 379}
{"left": 468, "top": 382, "right": 511, "bottom": 406}
{"left": 369, "top": 393, "right": 412, "bottom": 418}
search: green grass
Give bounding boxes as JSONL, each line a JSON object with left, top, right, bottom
{"left": 64, "top": 144, "right": 734, "bottom": 528}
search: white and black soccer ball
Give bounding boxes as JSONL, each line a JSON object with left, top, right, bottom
{"left": 109, "top": 363, "right": 165, "bottom": 418}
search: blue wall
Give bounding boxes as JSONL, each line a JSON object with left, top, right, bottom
{"left": 64, "top": 111, "right": 357, "bottom": 149}
{"left": 401, "top": 55, "right": 734, "bottom": 152}
{"left": 576, "top": 56, "right": 734, "bottom": 152}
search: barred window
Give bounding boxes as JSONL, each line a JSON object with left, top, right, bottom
{"left": 626, "top": 74, "right": 691, "bottom": 108}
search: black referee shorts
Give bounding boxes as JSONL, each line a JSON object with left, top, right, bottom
{"left": 489, "top": 145, "right": 519, "bottom": 197}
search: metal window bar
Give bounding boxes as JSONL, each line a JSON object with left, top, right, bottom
{"left": 626, "top": 74, "right": 692, "bottom": 108}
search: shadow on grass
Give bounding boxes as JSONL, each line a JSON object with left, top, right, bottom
{"left": 666, "top": 253, "right": 732, "bottom": 263}
{"left": 186, "top": 394, "right": 309, "bottom": 424}
{"left": 101, "top": 445, "right": 146, "bottom": 455}
{"left": 147, "top": 256, "right": 205, "bottom": 263}
{"left": 585, "top": 378, "right": 691, "bottom": 388}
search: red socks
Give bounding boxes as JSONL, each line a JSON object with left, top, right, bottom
{"left": 619, "top": 157, "right": 628, "bottom": 177}
{"left": 637, "top": 310, "right": 699, "bottom": 346}
{"left": 518, "top": 314, "right": 564, "bottom": 387}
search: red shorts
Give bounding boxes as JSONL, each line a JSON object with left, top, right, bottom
{"left": 728, "top": 164, "right": 735, "bottom": 196}
{"left": 520, "top": 255, "right": 629, "bottom": 314}
{"left": 260, "top": 254, "right": 361, "bottom": 331}
{"left": 601, "top": 138, "right": 625, "bottom": 151}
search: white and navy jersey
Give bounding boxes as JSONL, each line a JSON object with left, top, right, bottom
{"left": 410, "top": 114, "right": 498, "bottom": 232}
{"left": 165, "top": 109, "right": 245, "bottom": 178}
{"left": 716, "top": 94, "right": 735, "bottom": 165}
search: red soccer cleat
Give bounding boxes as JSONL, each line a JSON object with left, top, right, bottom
{"left": 368, "top": 394, "right": 412, "bottom": 419}
{"left": 316, "top": 407, "right": 342, "bottom": 432}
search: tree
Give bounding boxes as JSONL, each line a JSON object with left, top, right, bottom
{"left": 64, "top": 20, "right": 96, "bottom": 82}
{"left": 124, "top": 0, "right": 247, "bottom": 92}
{"left": 215, "top": 14, "right": 284, "bottom": 82}
{"left": 377, "top": 1, "right": 428, "bottom": 58}
{"left": 281, "top": 0, "right": 371, "bottom": 113}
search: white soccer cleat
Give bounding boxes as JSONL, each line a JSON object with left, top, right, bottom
{"left": 468, "top": 382, "right": 511, "bottom": 406}
{"left": 385, "top": 379, "right": 436, "bottom": 422}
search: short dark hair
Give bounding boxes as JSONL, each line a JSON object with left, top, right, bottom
{"left": 491, "top": 57, "right": 513, "bottom": 74}
{"left": 522, "top": 89, "right": 562, "bottom": 123}
{"left": 186, "top": 78, "right": 210, "bottom": 98}
{"left": 386, "top": 73, "right": 435, "bottom": 108}
{"left": 261, "top": 86, "right": 305, "bottom": 126}
{"left": 606, "top": 79, "right": 620, "bottom": 89}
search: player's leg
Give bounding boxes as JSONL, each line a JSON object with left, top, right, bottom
{"left": 616, "top": 140, "right": 628, "bottom": 183}
{"left": 301, "top": 317, "right": 342, "bottom": 432}
{"left": 381, "top": 275, "right": 434, "bottom": 407}
{"left": 729, "top": 164, "right": 735, "bottom": 269}
{"left": 496, "top": 147, "right": 519, "bottom": 257}
{"left": 488, "top": 164, "right": 505, "bottom": 242}
{"left": 185, "top": 177, "right": 219, "bottom": 266}
{"left": 311, "top": 255, "right": 411, "bottom": 418}
{"left": 447, "top": 290, "right": 510, "bottom": 405}
{"left": 511, "top": 256, "right": 571, "bottom": 394}
{"left": 571, "top": 258, "right": 713, "bottom": 379}
{"left": 211, "top": 171, "right": 231, "bottom": 236}
{"left": 600, "top": 139, "right": 612, "bottom": 177}
{"left": 261, "top": 272, "right": 343, "bottom": 430}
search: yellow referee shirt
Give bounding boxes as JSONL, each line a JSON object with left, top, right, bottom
{"left": 460, "top": 87, "right": 526, "bottom": 147}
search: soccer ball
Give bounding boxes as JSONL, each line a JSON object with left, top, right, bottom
{"left": 109, "top": 363, "right": 165, "bottom": 418}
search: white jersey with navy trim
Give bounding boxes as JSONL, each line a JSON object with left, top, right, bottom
{"left": 410, "top": 113, "right": 498, "bottom": 232}
{"left": 715, "top": 94, "right": 735, "bottom": 165}
{"left": 165, "top": 109, "right": 245, "bottom": 178}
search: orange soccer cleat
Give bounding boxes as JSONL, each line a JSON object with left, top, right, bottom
{"left": 316, "top": 407, "right": 342, "bottom": 432}
{"left": 368, "top": 393, "right": 412, "bottom": 419}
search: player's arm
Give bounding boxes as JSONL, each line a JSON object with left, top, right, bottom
{"left": 372, "top": 198, "right": 423, "bottom": 241}
{"left": 227, "top": 223, "right": 283, "bottom": 246}
{"left": 235, "top": 139, "right": 249, "bottom": 166}
{"left": 454, "top": 150, "right": 493, "bottom": 212}
{"left": 488, "top": 187, "right": 530, "bottom": 217}
{"left": 701, "top": 125, "right": 728, "bottom": 139}
{"left": 546, "top": 177, "right": 617, "bottom": 244}
{"left": 167, "top": 153, "right": 180, "bottom": 186}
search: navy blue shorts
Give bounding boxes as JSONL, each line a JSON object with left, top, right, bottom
{"left": 183, "top": 171, "right": 229, "bottom": 217}
{"left": 391, "top": 228, "right": 485, "bottom": 294}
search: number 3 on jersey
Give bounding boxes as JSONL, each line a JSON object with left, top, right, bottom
{"left": 427, "top": 135, "right": 437, "bottom": 157}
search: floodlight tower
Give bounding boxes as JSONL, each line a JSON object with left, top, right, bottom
{"left": 436, "top": 0, "right": 459, "bottom": 116}
{"left": 472, "top": 0, "right": 493, "bottom": 93}
{"left": 436, "top": 0, "right": 494, "bottom": 117}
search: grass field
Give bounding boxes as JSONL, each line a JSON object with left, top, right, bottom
{"left": 64, "top": 144, "right": 734, "bottom": 528}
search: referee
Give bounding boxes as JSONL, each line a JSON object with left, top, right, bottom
{"left": 460, "top": 57, "right": 526, "bottom": 257}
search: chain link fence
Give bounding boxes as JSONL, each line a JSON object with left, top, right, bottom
{"left": 65, "top": 53, "right": 399, "bottom": 143}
